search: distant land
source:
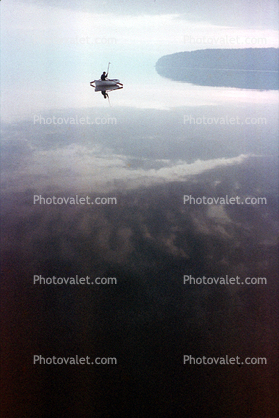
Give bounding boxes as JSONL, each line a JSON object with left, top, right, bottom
{"left": 156, "top": 48, "right": 279, "bottom": 90}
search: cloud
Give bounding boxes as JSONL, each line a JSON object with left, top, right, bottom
{"left": 2, "top": 135, "right": 251, "bottom": 193}
{"left": 9, "top": 0, "right": 279, "bottom": 28}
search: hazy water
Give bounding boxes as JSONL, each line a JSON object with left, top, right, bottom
{"left": 2, "top": 63, "right": 279, "bottom": 417}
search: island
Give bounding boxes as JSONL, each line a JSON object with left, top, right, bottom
{"left": 155, "top": 48, "right": 279, "bottom": 90}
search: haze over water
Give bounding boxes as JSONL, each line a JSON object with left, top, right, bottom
{"left": 1, "top": 1, "right": 278, "bottom": 417}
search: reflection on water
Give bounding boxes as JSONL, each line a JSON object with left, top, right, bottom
{"left": 2, "top": 101, "right": 277, "bottom": 193}
{"left": 156, "top": 67, "right": 279, "bottom": 90}
{"left": 1, "top": 74, "right": 278, "bottom": 417}
{"left": 90, "top": 80, "right": 124, "bottom": 100}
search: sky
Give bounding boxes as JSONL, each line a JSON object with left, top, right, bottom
{"left": 9, "top": 0, "right": 279, "bottom": 28}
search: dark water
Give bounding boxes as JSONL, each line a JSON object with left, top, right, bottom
{"left": 1, "top": 73, "right": 279, "bottom": 417}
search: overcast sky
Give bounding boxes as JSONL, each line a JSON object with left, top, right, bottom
{"left": 10, "top": 0, "right": 279, "bottom": 28}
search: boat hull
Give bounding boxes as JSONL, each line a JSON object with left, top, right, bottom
{"left": 94, "top": 84, "right": 123, "bottom": 92}
{"left": 91, "top": 79, "right": 121, "bottom": 87}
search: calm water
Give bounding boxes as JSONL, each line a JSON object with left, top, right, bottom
{"left": 2, "top": 59, "right": 279, "bottom": 417}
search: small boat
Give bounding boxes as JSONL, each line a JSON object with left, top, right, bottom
{"left": 90, "top": 79, "right": 123, "bottom": 88}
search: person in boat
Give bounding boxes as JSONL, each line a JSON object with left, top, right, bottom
{"left": 101, "top": 71, "right": 107, "bottom": 81}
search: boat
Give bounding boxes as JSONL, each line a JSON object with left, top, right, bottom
{"left": 90, "top": 79, "right": 123, "bottom": 88}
